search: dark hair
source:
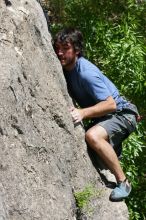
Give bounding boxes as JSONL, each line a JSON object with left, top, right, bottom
{"left": 53, "top": 27, "right": 84, "bottom": 57}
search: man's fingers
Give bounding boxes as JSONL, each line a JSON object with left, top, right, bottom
{"left": 69, "top": 107, "right": 82, "bottom": 123}
{"left": 69, "top": 106, "right": 75, "bottom": 112}
{"left": 74, "top": 118, "right": 81, "bottom": 124}
{"left": 71, "top": 114, "right": 78, "bottom": 120}
{"left": 71, "top": 112, "right": 78, "bottom": 117}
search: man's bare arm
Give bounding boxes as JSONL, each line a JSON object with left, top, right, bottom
{"left": 70, "top": 96, "right": 117, "bottom": 123}
{"left": 82, "top": 96, "right": 116, "bottom": 119}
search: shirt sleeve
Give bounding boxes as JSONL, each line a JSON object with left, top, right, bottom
{"left": 81, "top": 70, "right": 112, "bottom": 102}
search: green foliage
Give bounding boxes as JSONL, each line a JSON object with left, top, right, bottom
{"left": 121, "top": 122, "right": 146, "bottom": 220}
{"left": 48, "top": 0, "right": 146, "bottom": 219}
{"left": 62, "top": 0, "right": 146, "bottom": 111}
{"left": 74, "top": 185, "right": 102, "bottom": 211}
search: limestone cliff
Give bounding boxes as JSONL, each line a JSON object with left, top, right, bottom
{"left": 0, "top": 0, "right": 128, "bottom": 219}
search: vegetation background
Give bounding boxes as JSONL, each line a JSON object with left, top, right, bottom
{"left": 42, "top": 0, "right": 146, "bottom": 219}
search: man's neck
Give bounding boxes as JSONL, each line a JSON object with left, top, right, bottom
{"left": 64, "top": 57, "right": 78, "bottom": 71}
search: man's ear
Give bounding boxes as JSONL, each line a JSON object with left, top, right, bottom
{"left": 76, "top": 50, "right": 80, "bottom": 56}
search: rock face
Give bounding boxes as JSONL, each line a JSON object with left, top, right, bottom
{"left": 0, "top": 0, "right": 129, "bottom": 219}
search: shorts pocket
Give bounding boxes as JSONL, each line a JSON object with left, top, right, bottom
{"left": 123, "top": 113, "right": 137, "bottom": 133}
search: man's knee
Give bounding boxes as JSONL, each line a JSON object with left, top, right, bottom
{"left": 85, "top": 125, "right": 107, "bottom": 147}
{"left": 85, "top": 129, "right": 97, "bottom": 146}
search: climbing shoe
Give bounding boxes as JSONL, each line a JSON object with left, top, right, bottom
{"left": 109, "top": 179, "right": 131, "bottom": 201}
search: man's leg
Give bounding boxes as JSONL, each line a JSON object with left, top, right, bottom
{"left": 85, "top": 124, "right": 132, "bottom": 201}
{"left": 85, "top": 124, "right": 126, "bottom": 182}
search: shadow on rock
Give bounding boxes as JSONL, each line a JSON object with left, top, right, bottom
{"left": 87, "top": 146, "right": 117, "bottom": 189}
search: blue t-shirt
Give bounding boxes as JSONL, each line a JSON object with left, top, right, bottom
{"left": 64, "top": 57, "right": 129, "bottom": 111}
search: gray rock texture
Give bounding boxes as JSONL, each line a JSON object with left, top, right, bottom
{"left": 0, "top": 0, "right": 129, "bottom": 219}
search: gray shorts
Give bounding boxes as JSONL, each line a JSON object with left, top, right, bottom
{"left": 85, "top": 110, "right": 137, "bottom": 156}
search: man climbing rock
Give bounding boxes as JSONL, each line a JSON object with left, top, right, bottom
{"left": 53, "top": 27, "right": 139, "bottom": 201}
